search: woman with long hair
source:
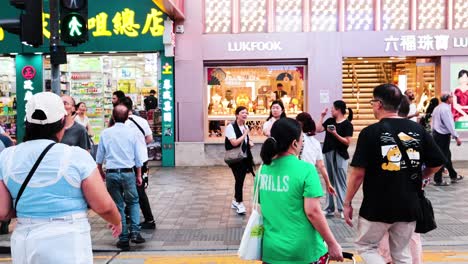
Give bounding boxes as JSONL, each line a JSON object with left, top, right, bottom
{"left": 0, "top": 92, "right": 121, "bottom": 263}
{"left": 316, "top": 100, "right": 354, "bottom": 218}
{"left": 262, "top": 100, "right": 286, "bottom": 137}
{"left": 258, "top": 118, "right": 343, "bottom": 263}
{"left": 296, "top": 112, "right": 336, "bottom": 195}
{"left": 225, "top": 106, "right": 255, "bottom": 215}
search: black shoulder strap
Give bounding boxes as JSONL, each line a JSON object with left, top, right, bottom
{"left": 381, "top": 121, "right": 413, "bottom": 172}
{"left": 129, "top": 117, "right": 145, "bottom": 136}
{"left": 15, "top": 142, "right": 56, "bottom": 209}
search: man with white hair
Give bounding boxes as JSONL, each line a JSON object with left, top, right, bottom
{"left": 431, "top": 93, "right": 463, "bottom": 186}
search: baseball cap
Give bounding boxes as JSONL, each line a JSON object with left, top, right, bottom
{"left": 26, "top": 92, "right": 67, "bottom": 125}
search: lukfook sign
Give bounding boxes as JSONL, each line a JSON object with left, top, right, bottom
{"left": 228, "top": 41, "right": 282, "bottom": 52}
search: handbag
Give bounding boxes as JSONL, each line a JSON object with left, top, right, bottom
{"left": 88, "top": 135, "right": 98, "bottom": 160}
{"left": 414, "top": 190, "right": 437, "bottom": 233}
{"left": 238, "top": 165, "right": 263, "bottom": 260}
{"left": 224, "top": 123, "right": 248, "bottom": 165}
{"left": 224, "top": 146, "right": 247, "bottom": 165}
{"left": 381, "top": 121, "right": 436, "bottom": 234}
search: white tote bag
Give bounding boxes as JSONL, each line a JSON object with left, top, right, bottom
{"left": 238, "top": 166, "right": 263, "bottom": 260}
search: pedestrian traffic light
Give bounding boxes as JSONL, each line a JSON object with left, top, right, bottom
{"left": 60, "top": 0, "right": 88, "bottom": 45}
{"left": 0, "top": 0, "right": 44, "bottom": 47}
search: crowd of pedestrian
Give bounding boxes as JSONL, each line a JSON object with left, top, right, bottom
{"left": 0, "top": 82, "right": 464, "bottom": 263}
{"left": 0, "top": 89, "right": 159, "bottom": 258}
{"left": 226, "top": 83, "right": 463, "bottom": 264}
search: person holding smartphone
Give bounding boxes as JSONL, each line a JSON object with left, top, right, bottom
{"left": 316, "top": 100, "right": 354, "bottom": 218}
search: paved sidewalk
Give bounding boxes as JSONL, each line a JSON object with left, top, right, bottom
{"left": 1, "top": 162, "right": 467, "bottom": 252}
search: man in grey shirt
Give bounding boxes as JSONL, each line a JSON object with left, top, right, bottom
{"left": 431, "top": 93, "right": 463, "bottom": 186}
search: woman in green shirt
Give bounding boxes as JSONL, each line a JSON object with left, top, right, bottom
{"left": 258, "top": 118, "right": 343, "bottom": 264}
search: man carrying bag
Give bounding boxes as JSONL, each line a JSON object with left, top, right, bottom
{"left": 344, "top": 84, "right": 446, "bottom": 264}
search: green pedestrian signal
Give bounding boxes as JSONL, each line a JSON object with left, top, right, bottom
{"left": 60, "top": 0, "right": 88, "bottom": 45}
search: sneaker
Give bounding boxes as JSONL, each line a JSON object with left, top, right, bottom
{"left": 434, "top": 181, "right": 450, "bottom": 186}
{"left": 451, "top": 175, "right": 464, "bottom": 183}
{"left": 236, "top": 202, "right": 246, "bottom": 215}
{"left": 323, "top": 210, "right": 334, "bottom": 217}
{"left": 130, "top": 233, "right": 146, "bottom": 244}
{"left": 339, "top": 211, "right": 345, "bottom": 219}
{"left": 231, "top": 200, "right": 239, "bottom": 210}
{"left": 140, "top": 220, "right": 156, "bottom": 230}
{"left": 116, "top": 240, "right": 130, "bottom": 251}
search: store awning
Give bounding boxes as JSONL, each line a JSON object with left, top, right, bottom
{"left": 153, "top": 0, "right": 185, "bottom": 21}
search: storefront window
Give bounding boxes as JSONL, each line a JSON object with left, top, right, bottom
{"left": 240, "top": 0, "right": 267, "bottom": 33}
{"left": 310, "top": 0, "right": 337, "bottom": 32}
{"left": 346, "top": 0, "right": 374, "bottom": 31}
{"left": 454, "top": 0, "right": 468, "bottom": 30}
{"left": 382, "top": 0, "right": 409, "bottom": 30}
{"left": 206, "top": 65, "right": 306, "bottom": 142}
{"left": 0, "top": 57, "right": 16, "bottom": 139}
{"left": 43, "top": 53, "right": 164, "bottom": 162}
{"left": 417, "top": 0, "right": 445, "bottom": 30}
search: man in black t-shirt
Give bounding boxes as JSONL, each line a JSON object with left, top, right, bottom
{"left": 144, "top": 89, "right": 158, "bottom": 111}
{"left": 343, "top": 84, "right": 445, "bottom": 264}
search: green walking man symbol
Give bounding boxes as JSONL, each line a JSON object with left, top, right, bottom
{"left": 69, "top": 16, "right": 83, "bottom": 36}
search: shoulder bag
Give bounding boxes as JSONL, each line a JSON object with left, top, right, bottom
{"left": 381, "top": 121, "right": 436, "bottom": 234}
{"left": 13, "top": 143, "right": 56, "bottom": 210}
{"left": 224, "top": 123, "right": 247, "bottom": 165}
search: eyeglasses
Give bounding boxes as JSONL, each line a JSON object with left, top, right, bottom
{"left": 369, "top": 99, "right": 381, "bottom": 105}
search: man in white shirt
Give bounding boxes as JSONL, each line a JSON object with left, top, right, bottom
{"left": 404, "top": 89, "right": 419, "bottom": 122}
{"left": 120, "top": 97, "right": 156, "bottom": 229}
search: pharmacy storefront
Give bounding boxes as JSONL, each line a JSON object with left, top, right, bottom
{"left": 0, "top": 0, "right": 176, "bottom": 166}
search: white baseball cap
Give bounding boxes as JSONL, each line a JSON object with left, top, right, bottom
{"left": 26, "top": 92, "right": 67, "bottom": 125}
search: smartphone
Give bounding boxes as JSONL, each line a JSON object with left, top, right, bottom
{"left": 327, "top": 124, "right": 336, "bottom": 131}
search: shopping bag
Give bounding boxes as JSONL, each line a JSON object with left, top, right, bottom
{"left": 238, "top": 166, "right": 263, "bottom": 260}
{"left": 238, "top": 209, "right": 263, "bottom": 260}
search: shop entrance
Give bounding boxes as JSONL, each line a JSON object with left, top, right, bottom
{"left": 44, "top": 53, "right": 164, "bottom": 165}
{"left": 342, "top": 57, "right": 439, "bottom": 134}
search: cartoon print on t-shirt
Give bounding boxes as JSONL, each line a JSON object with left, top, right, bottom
{"left": 380, "top": 131, "right": 421, "bottom": 171}
{"left": 381, "top": 145, "right": 402, "bottom": 171}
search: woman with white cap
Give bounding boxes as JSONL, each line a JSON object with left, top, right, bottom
{"left": 0, "top": 92, "right": 121, "bottom": 263}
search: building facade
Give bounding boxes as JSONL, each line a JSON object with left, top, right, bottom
{"left": 175, "top": 0, "right": 468, "bottom": 166}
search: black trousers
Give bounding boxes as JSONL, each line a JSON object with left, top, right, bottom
{"left": 433, "top": 131, "right": 458, "bottom": 183}
{"left": 133, "top": 162, "right": 155, "bottom": 222}
{"left": 230, "top": 160, "right": 249, "bottom": 203}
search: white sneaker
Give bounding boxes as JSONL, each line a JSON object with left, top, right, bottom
{"left": 323, "top": 210, "right": 334, "bottom": 217}
{"left": 231, "top": 200, "right": 239, "bottom": 210}
{"left": 236, "top": 203, "right": 246, "bottom": 215}
{"left": 339, "top": 211, "right": 345, "bottom": 219}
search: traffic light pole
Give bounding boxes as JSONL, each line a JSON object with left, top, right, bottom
{"left": 49, "top": 0, "right": 61, "bottom": 95}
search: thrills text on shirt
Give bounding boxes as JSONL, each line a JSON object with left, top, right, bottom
{"left": 259, "top": 174, "right": 289, "bottom": 192}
